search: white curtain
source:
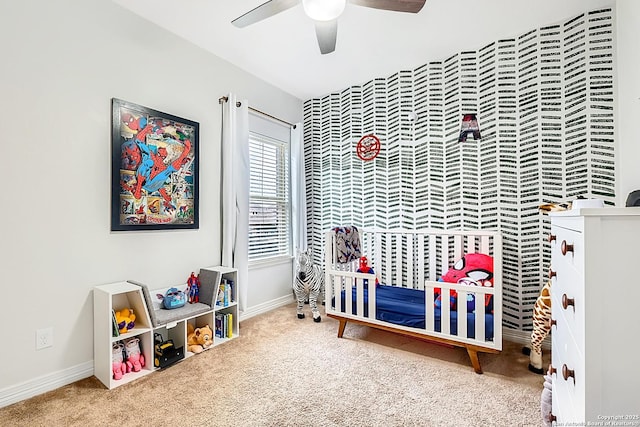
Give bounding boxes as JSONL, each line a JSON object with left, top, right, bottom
{"left": 221, "top": 93, "right": 249, "bottom": 313}
{"left": 290, "top": 123, "right": 307, "bottom": 255}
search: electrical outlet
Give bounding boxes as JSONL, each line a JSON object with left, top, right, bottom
{"left": 36, "top": 327, "right": 54, "bottom": 350}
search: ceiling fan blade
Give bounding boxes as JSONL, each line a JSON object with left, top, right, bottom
{"left": 232, "top": 0, "right": 299, "bottom": 28}
{"left": 315, "top": 20, "right": 338, "bottom": 55}
{"left": 349, "top": 0, "right": 425, "bottom": 14}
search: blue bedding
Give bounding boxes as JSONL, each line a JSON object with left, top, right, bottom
{"left": 334, "top": 285, "right": 494, "bottom": 340}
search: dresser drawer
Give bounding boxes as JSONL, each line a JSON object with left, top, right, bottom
{"left": 552, "top": 372, "right": 574, "bottom": 422}
{"left": 551, "top": 283, "right": 584, "bottom": 355}
{"left": 551, "top": 328, "right": 585, "bottom": 423}
{"left": 549, "top": 224, "right": 585, "bottom": 355}
{"left": 550, "top": 224, "right": 584, "bottom": 277}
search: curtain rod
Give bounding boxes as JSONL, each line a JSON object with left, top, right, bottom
{"left": 218, "top": 96, "right": 295, "bottom": 128}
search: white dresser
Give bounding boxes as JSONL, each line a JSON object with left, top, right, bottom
{"left": 548, "top": 208, "right": 640, "bottom": 424}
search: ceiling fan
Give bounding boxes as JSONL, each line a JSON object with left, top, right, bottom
{"left": 232, "top": 0, "right": 426, "bottom": 55}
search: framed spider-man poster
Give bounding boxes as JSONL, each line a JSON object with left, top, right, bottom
{"left": 111, "top": 98, "right": 199, "bottom": 231}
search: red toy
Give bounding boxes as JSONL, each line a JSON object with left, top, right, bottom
{"left": 357, "top": 256, "right": 379, "bottom": 287}
{"left": 187, "top": 272, "right": 200, "bottom": 304}
{"left": 435, "top": 253, "right": 494, "bottom": 312}
{"left": 441, "top": 253, "right": 493, "bottom": 286}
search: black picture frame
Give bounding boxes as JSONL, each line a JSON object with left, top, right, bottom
{"left": 111, "top": 98, "right": 199, "bottom": 231}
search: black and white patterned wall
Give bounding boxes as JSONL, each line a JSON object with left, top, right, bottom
{"left": 303, "top": 8, "right": 615, "bottom": 331}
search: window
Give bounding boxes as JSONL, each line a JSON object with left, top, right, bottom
{"left": 248, "top": 131, "right": 291, "bottom": 261}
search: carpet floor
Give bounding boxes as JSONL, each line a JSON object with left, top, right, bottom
{"left": 0, "top": 302, "right": 549, "bottom": 426}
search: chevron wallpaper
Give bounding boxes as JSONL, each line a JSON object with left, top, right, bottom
{"left": 303, "top": 8, "right": 616, "bottom": 331}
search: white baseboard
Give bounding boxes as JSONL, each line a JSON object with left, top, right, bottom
{"left": 0, "top": 360, "right": 94, "bottom": 409}
{"left": 502, "top": 328, "right": 551, "bottom": 351}
{"left": 240, "top": 294, "right": 294, "bottom": 322}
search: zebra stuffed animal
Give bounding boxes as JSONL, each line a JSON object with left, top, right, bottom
{"left": 294, "top": 249, "right": 323, "bottom": 322}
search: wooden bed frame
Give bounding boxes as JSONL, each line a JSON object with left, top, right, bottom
{"left": 324, "top": 228, "right": 503, "bottom": 374}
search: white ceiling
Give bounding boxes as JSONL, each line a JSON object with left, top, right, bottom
{"left": 113, "top": 0, "right": 613, "bottom": 100}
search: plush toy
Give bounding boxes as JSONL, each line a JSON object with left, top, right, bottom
{"left": 187, "top": 272, "right": 200, "bottom": 304}
{"left": 112, "top": 342, "right": 127, "bottom": 380}
{"left": 541, "top": 364, "right": 554, "bottom": 426}
{"left": 356, "top": 256, "right": 379, "bottom": 288}
{"left": 187, "top": 323, "right": 213, "bottom": 354}
{"left": 124, "top": 337, "right": 145, "bottom": 372}
{"left": 157, "top": 287, "right": 187, "bottom": 309}
{"left": 115, "top": 308, "right": 136, "bottom": 334}
{"left": 522, "top": 280, "right": 552, "bottom": 374}
{"left": 435, "top": 253, "right": 494, "bottom": 313}
{"left": 293, "top": 249, "right": 324, "bottom": 322}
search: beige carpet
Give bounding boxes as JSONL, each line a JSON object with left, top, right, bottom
{"left": 1, "top": 303, "right": 548, "bottom": 426}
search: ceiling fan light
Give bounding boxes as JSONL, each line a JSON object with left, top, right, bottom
{"left": 302, "top": 0, "right": 346, "bottom": 21}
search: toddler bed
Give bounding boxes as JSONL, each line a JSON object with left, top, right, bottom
{"left": 324, "top": 228, "right": 502, "bottom": 373}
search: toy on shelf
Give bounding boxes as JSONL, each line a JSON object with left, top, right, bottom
{"left": 187, "top": 323, "right": 213, "bottom": 354}
{"left": 115, "top": 308, "right": 136, "bottom": 334}
{"left": 124, "top": 337, "right": 145, "bottom": 372}
{"left": 154, "top": 333, "right": 184, "bottom": 368}
{"left": 356, "top": 256, "right": 379, "bottom": 288}
{"left": 112, "top": 342, "right": 127, "bottom": 380}
{"left": 187, "top": 272, "right": 200, "bottom": 304}
{"left": 157, "top": 287, "right": 186, "bottom": 310}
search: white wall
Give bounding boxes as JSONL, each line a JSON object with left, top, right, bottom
{"left": 0, "top": 0, "right": 301, "bottom": 403}
{"left": 246, "top": 261, "right": 296, "bottom": 318}
{"left": 616, "top": 0, "right": 640, "bottom": 203}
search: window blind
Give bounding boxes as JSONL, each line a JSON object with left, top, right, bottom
{"left": 248, "top": 132, "right": 291, "bottom": 261}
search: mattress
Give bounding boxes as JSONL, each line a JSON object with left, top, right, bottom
{"left": 334, "top": 285, "right": 494, "bottom": 340}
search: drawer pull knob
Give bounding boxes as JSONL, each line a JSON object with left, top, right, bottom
{"left": 548, "top": 234, "right": 556, "bottom": 243}
{"left": 561, "top": 240, "right": 574, "bottom": 255}
{"left": 549, "top": 365, "right": 557, "bottom": 375}
{"left": 549, "top": 413, "right": 557, "bottom": 423}
{"left": 549, "top": 318, "right": 557, "bottom": 328}
{"left": 562, "top": 364, "right": 575, "bottom": 382}
{"left": 548, "top": 269, "right": 556, "bottom": 279}
{"left": 562, "top": 293, "right": 575, "bottom": 310}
